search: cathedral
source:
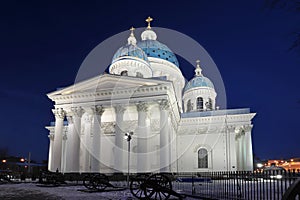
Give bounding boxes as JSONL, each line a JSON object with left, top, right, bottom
{"left": 46, "top": 17, "right": 255, "bottom": 173}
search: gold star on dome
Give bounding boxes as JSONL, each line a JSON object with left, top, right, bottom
{"left": 146, "top": 16, "right": 153, "bottom": 29}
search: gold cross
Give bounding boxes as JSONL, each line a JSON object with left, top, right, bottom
{"left": 196, "top": 60, "right": 200, "bottom": 67}
{"left": 130, "top": 26, "right": 135, "bottom": 34}
{"left": 146, "top": 16, "right": 153, "bottom": 29}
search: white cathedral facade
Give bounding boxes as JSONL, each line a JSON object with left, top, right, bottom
{"left": 46, "top": 18, "right": 255, "bottom": 173}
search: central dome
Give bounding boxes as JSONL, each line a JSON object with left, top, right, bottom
{"left": 137, "top": 40, "right": 179, "bottom": 67}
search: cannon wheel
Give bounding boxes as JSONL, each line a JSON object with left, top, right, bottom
{"left": 83, "top": 175, "right": 95, "bottom": 190}
{"left": 145, "top": 173, "right": 172, "bottom": 200}
{"left": 130, "top": 174, "right": 154, "bottom": 199}
{"left": 93, "top": 174, "right": 109, "bottom": 191}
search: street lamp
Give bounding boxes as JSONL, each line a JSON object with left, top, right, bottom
{"left": 124, "top": 131, "right": 133, "bottom": 187}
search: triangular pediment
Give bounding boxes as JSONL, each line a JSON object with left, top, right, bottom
{"left": 47, "top": 74, "right": 170, "bottom": 98}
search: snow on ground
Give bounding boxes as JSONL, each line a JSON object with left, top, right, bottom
{"left": 0, "top": 183, "right": 133, "bottom": 200}
{"left": 0, "top": 182, "right": 196, "bottom": 200}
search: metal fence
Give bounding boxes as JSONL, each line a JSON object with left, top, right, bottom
{"left": 173, "top": 170, "right": 300, "bottom": 200}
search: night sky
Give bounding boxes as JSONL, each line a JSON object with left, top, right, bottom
{"left": 0, "top": 0, "right": 299, "bottom": 162}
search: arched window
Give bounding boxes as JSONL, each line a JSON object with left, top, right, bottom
{"left": 120, "top": 70, "right": 128, "bottom": 76}
{"left": 196, "top": 97, "right": 203, "bottom": 111}
{"left": 206, "top": 98, "right": 213, "bottom": 110}
{"left": 198, "top": 148, "right": 208, "bottom": 168}
{"left": 187, "top": 100, "right": 192, "bottom": 112}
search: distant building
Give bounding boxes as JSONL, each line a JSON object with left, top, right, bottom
{"left": 46, "top": 18, "right": 256, "bottom": 173}
{"left": 265, "top": 158, "right": 300, "bottom": 171}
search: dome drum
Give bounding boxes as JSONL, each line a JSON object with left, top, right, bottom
{"left": 109, "top": 58, "right": 152, "bottom": 78}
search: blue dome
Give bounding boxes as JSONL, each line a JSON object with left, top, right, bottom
{"left": 112, "top": 44, "right": 148, "bottom": 63}
{"left": 137, "top": 40, "right": 179, "bottom": 67}
{"left": 184, "top": 76, "right": 215, "bottom": 92}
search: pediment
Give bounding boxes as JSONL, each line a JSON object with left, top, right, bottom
{"left": 47, "top": 74, "right": 169, "bottom": 98}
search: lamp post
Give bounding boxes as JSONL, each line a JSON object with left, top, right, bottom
{"left": 124, "top": 131, "right": 133, "bottom": 187}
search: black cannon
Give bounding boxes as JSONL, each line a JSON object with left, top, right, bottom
{"left": 39, "top": 171, "right": 65, "bottom": 185}
{"left": 83, "top": 173, "right": 112, "bottom": 191}
{"left": 130, "top": 173, "right": 186, "bottom": 200}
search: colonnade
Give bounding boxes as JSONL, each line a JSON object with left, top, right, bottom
{"left": 48, "top": 99, "right": 172, "bottom": 173}
{"left": 235, "top": 127, "right": 253, "bottom": 171}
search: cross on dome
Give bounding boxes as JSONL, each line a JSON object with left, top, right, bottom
{"left": 127, "top": 26, "right": 137, "bottom": 45}
{"left": 130, "top": 26, "right": 135, "bottom": 35}
{"left": 146, "top": 16, "right": 153, "bottom": 29}
{"left": 195, "top": 59, "right": 203, "bottom": 76}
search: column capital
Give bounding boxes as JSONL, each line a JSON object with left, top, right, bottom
{"left": 48, "top": 134, "right": 55, "bottom": 141}
{"left": 158, "top": 99, "right": 169, "bottom": 110}
{"left": 244, "top": 125, "right": 253, "bottom": 132}
{"left": 136, "top": 102, "right": 148, "bottom": 112}
{"left": 71, "top": 106, "right": 84, "bottom": 117}
{"left": 52, "top": 108, "right": 66, "bottom": 119}
{"left": 91, "top": 105, "right": 105, "bottom": 116}
{"left": 235, "top": 126, "right": 246, "bottom": 140}
{"left": 114, "top": 104, "right": 126, "bottom": 114}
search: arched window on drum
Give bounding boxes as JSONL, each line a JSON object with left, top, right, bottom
{"left": 198, "top": 148, "right": 208, "bottom": 168}
{"left": 196, "top": 97, "right": 203, "bottom": 111}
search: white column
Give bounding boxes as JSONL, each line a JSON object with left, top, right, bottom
{"left": 91, "top": 105, "right": 104, "bottom": 172}
{"left": 51, "top": 108, "right": 65, "bottom": 172}
{"left": 235, "top": 135, "right": 240, "bottom": 170}
{"left": 159, "top": 99, "right": 170, "bottom": 172}
{"left": 229, "top": 131, "right": 237, "bottom": 171}
{"left": 245, "top": 126, "right": 253, "bottom": 171}
{"left": 114, "top": 105, "right": 126, "bottom": 172}
{"left": 136, "top": 102, "right": 148, "bottom": 173}
{"left": 65, "top": 114, "right": 74, "bottom": 172}
{"left": 81, "top": 115, "right": 92, "bottom": 172}
{"left": 71, "top": 107, "right": 84, "bottom": 172}
{"left": 47, "top": 133, "right": 54, "bottom": 171}
{"left": 241, "top": 132, "right": 246, "bottom": 170}
{"left": 237, "top": 134, "right": 245, "bottom": 170}
{"left": 61, "top": 129, "right": 67, "bottom": 173}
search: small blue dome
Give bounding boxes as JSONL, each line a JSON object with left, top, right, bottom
{"left": 137, "top": 40, "right": 179, "bottom": 67}
{"left": 184, "top": 76, "right": 214, "bottom": 92}
{"left": 112, "top": 44, "right": 148, "bottom": 63}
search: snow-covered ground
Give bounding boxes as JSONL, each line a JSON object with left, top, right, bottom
{"left": 0, "top": 182, "right": 134, "bottom": 200}
{"left": 0, "top": 182, "right": 196, "bottom": 200}
{"left": 0, "top": 179, "right": 292, "bottom": 199}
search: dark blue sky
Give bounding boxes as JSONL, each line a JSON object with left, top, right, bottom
{"left": 0, "top": 0, "right": 299, "bottom": 162}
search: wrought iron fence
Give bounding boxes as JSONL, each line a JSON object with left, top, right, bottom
{"left": 173, "top": 170, "right": 300, "bottom": 200}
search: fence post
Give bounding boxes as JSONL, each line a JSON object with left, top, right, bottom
{"left": 192, "top": 173, "right": 195, "bottom": 195}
